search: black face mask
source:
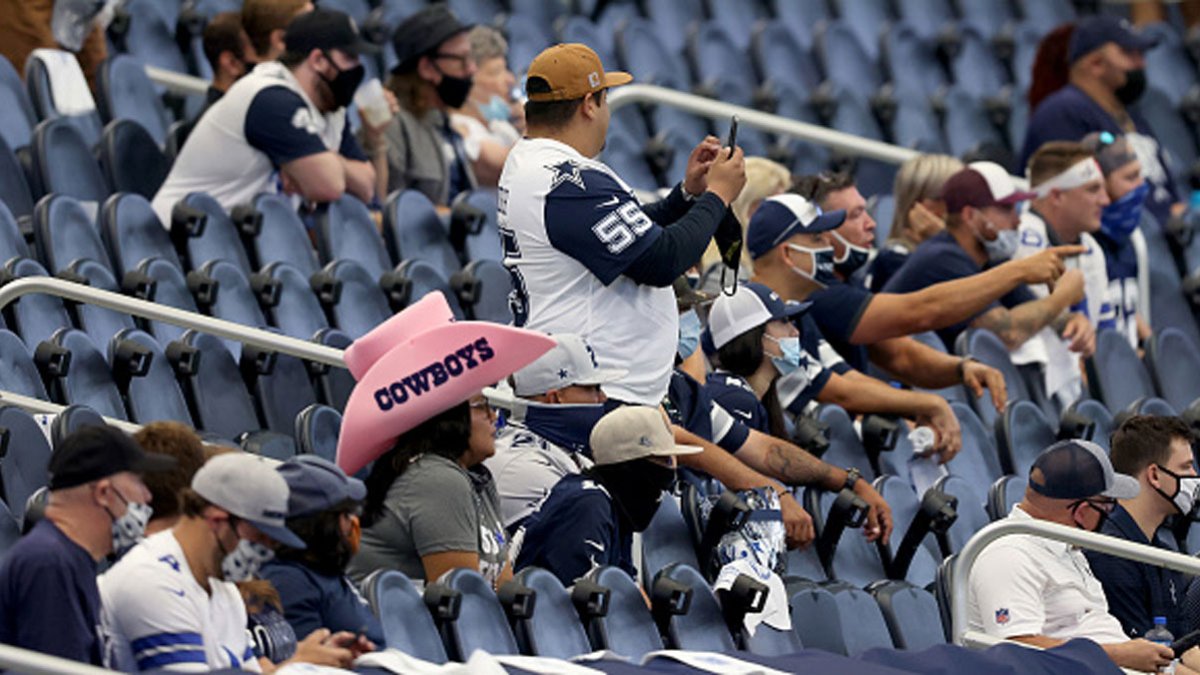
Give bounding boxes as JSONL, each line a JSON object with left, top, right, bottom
{"left": 319, "top": 51, "right": 365, "bottom": 110}
{"left": 1115, "top": 68, "right": 1147, "bottom": 105}
{"left": 592, "top": 460, "right": 676, "bottom": 532}
{"left": 435, "top": 68, "right": 473, "bottom": 108}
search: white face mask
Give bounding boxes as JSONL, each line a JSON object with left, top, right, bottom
{"left": 108, "top": 493, "right": 152, "bottom": 557}
{"left": 975, "top": 220, "right": 1018, "bottom": 263}
{"left": 1155, "top": 464, "right": 1200, "bottom": 518}
{"left": 222, "top": 538, "right": 275, "bottom": 582}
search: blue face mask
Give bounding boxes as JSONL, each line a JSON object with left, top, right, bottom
{"left": 786, "top": 244, "right": 838, "bottom": 287}
{"left": 520, "top": 401, "right": 609, "bottom": 456}
{"left": 678, "top": 309, "right": 702, "bottom": 360}
{"left": 765, "top": 335, "right": 804, "bottom": 376}
{"left": 1100, "top": 181, "right": 1149, "bottom": 243}
{"left": 831, "top": 231, "right": 871, "bottom": 277}
{"left": 477, "top": 95, "right": 511, "bottom": 122}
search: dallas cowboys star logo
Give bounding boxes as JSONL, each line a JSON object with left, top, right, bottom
{"left": 558, "top": 368, "right": 570, "bottom": 380}
{"left": 547, "top": 161, "right": 586, "bottom": 191}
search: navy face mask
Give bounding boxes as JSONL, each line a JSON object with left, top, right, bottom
{"left": 1100, "top": 181, "right": 1149, "bottom": 243}
{"left": 519, "top": 401, "right": 609, "bottom": 456}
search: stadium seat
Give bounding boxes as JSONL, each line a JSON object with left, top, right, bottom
{"left": 651, "top": 108, "right": 711, "bottom": 183}
{"left": 318, "top": 0, "right": 372, "bottom": 23}
{"left": 933, "top": 553, "right": 956, "bottom": 639}
{"left": 0, "top": 405, "right": 52, "bottom": 522}
{"left": 933, "top": 474, "right": 991, "bottom": 554}
{"left": 838, "top": 0, "right": 893, "bottom": 61}
{"left": 771, "top": 0, "right": 830, "bottom": 50}
{"left": 828, "top": 585, "right": 896, "bottom": 656}
{"left": 111, "top": 0, "right": 189, "bottom": 75}
{"left": 557, "top": 17, "right": 619, "bottom": 72}
{"left": 23, "top": 49, "right": 104, "bottom": 145}
{"left": 642, "top": 494, "right": 701, "bottom": 586}
{"left": 98, "top": 120, "right": 169, "bottom": 199}
{"left": 49, "top": 404, "right": 105, "bottom": 450}
{"left": 258, "top": 262, "right": 332, "bottom": 341}
{"left": 939, "top": 87, "right": 1006, "bottom": 161}
{"left": 2, "top": 258, "right": 74, "bottom": 350}
{"left": 43, "top": 328, "right": 126, "bottom": 420}
{"left": 816, "top": 22, "right": 883, "bottom": 102}
{"left": 872, "top": 476, "right": 940, "bottom": 587}
{"left": 1010, "top": 22, "right": 1044, "bottom": 91}
{"left": 433, "top": 568, "right": 519, "bottom": 661}
{"left": 1016, "top": 0, "right": 1074, "bottom": 26}
{"left": 0, "top": 499, "right": 22, "bottom": 558}
{"left": 808, "top": 487, "right": 888, "bottom": 587}
{"left": 390, "top": 260, "right": 466, "bottom": 319}
{"left": 504, "top": 14, "right": 554, "bottom": 76}
{"left": 582, "top": 565, "right": 665, "bottom": 659}
{"left": 109, "top": 328, "right": 192, "bottom": 424}
{"left": 0, "top": 201, "right": 30, "bottom": 267}
{"left": 870, "top": 194, "right": 897, "bottom": 244}
{"left": 509, "top": 567, "right": 594, "bottom": 659}
{"left": 101, "top": 193, "right": 183, "bottom": 275}
{"left": 446, "top": 0, "right": 501, "bottom": 26}
{"left": 382, "top": 190, "right": 461, "bottom": 278}
{"left": 708, "top": 1, "right": 767, "bottom": 51}
{"left": 616, "top": 19, "right": 691, "bottom": 91}
{"left": 955, "top": 328, "right": 1028, "bottom": 430}
{"left": 196, "top": 260, "right": 269, "bottom": 360}
{"left": 64, "top": 259, "right": 137, "bottom": 350}
{"left": 455, "top": 259, "right": 512, "bottom": 324}
{"left": 870, "top": 581, "right": 946, "bottom": 650}
{"left": 240, "top": 193, "right": 320, "bottom": 277}
{"left": 241, "top": 345, "right": 317, "bottom": 439}
{"left": 363, "top": 570, "right": 448, "bottom": 663}
{"left": 311, "top": 328, "right": 354, "bottom": 412}
{"left": 816, "top": 404, "right": 876, "bottom": 481}
{"left": 1137, "top": 88, "right": 1198, "bottom": 175}
{"left": 95, "top": 55, "right": 170, "bottom": 147}
{"left": 171, "top": 192, "right": 254, "bottom": 278}
{"left": 1128, "top": 397, "right": 1177, "bottom": 417}
{"left": 30, "top": 118, "right": 109, "bottom": 204}
{"left": 600, "top": 127, "right": 660, "bottom": 191}
{"left": 789, "top": 583, "right": 849, "bottom": 653}
{"left": 321, "top": 259, "right": 391, "bottom": 339}
{"left": 875, "top": 424, "right": 915, "bottom": 486}
{"left": 946, "top": 401, "right": 1005, "bottom": 492}
{"left": 689, "top": 22, "right": 759, "bottom": 109}
{"left": 1142, "top": 25, "right": 1197, "bottom": 107}
{"left": 316, "top": 196, "right": 391, "bottom": 280}
{"left": 957, "top": 0, "right": 1015, "bottom": 39}
{"left": 644, "top": 0, "right": 703, "bottom": 54}
{"left": 0, "top": 137, "right": 35, "bottom": 224}
{"left": 134, "top": 257, "right": 203, "bottom": 345}
{"left": 949, "top": 28, "right": 1011, "bottom": 100}
{"left": 653, "top": 563, "right": 737, "bottom": 652}
{"left": 33, "top": 194, "right": 110, "bottom": 276}
{"left": 1146, "top": 328, "right": 1200, "bottom": 413}
{"left": 0, "top": 329, "right": 48, "bottom": 398}
{"left": 454, "top": 189, "right": 502, "bottom": 263}
{"left": 987, "top": 474, "right": 1026, "bottom": 521}
{"left": 0, "top": 55, "right": 37, "bottom": 153}
{"left": 1065, "top": 398, "right": 1115, "bottom": 452}
{"left": 1085, "top": 329, "right": 1157, "bottom": 415}
{"left": 892, "top": 94, "right": 947, "bottom": 153}
{"left": 175, "top": 330, "right": 264, "bottom": 441}
{"left": 295, "top": 404, "right": 341, "bottom": 462}
{"left": 910, "top": 331, "right": 967, "bottom": 403}
{"left": 753, "top": 22, "right": 823, "bottom": 101}
{"left": 894, "top": 0, "right": 956, "bottom": 43}
{"left": 995, "top": 400, "right": 1057, "bottom": 478}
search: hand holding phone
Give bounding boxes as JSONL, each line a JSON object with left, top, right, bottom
{"left": 726, "top": 115, "right": 739, "bottom": 158}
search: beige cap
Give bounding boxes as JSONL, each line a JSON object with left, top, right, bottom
{"left": 589, "top": 406, "right": 703, "bottom": 466}
{"left": 526, "top": 43, "right": 632, "bottom": 102}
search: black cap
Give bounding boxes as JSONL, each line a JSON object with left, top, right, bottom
{"left": 391, "top": 4, "right": 472, "bottom": 73}
{"left": 1068, "top": 15, "right": 1161, "bottom": 64}
{"left": 48, "top": 425, "right": 177, "bottom": 490}
{"left": 1028, "top": 439, "right": 1140, "bottom": 501}
{"left": 284, "top": 8, "right": 378, "bottom": 58}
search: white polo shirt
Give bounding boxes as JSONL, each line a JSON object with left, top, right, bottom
{"left": 967, "top": 505, "right": 1127, "bottom": 644}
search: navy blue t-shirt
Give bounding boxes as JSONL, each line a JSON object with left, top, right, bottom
{"left": 244, "top": 86, "right": 367, "bottom": 168}
{"left": 0, "top": 520, "right": 101, "bottom": 664}
{"left": 665, "top": 369, "right": 750, "bottom": 452}
{"left": 883, "top": 231, "right": 1035, "bottom": 349}
{"left": 515, "top": 474, "right": 635, "bottom": 586}
{"left": 866, "top": 246, "right": 910, "bottom": 293}
{"left": 705, "top": 371, "right": 771, "bottom": 435}
{"left": 807, "top": 282, "right": 874, "bottom": 373}
{"left": 259, "top": 559, "right": 385, "bottom": 647}
{"left": 1020, "top": 84, "right": 1178, "bottom": 225}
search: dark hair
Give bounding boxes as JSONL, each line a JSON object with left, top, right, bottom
{"left": 275, "top": 498, "right": 358, "bottom": 576}
{"left": 202, "top": 11, "right": 247, "bottom": 72}
{"left": 361, "top": 402, "right": 472, "bottom": 527}
{"left": 180, "top": 487, "right": 213, "bottom": 518}
{"left": 523, "top": 76, "right": 593, "bottom": 129}
{"left": 1028, "top": 23, "right": 1075, "bottom": 113}
{"left": 792, "top": 171, "right": 856, "bottom": 209}
{"left": 1111, "top": 415, "right": 1193, "bottom": 476}
{"left": 241, "top": 0, "right": 310, "bottom": 59}
{"left": 133, "top": 422, "right": 207, "bottom": 521}
{"left": 277, "top": 49, "right": 308, "bottom": 68}
{"left": 713, "top": 325, "right": 790, "bottom": 439}
{"left": 1028, "top": 141, "right": 1094, "bottom": 187}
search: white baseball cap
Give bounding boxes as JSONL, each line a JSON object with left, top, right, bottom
{"left": 706, "top": 282, "right": 810, "bottom": 350}
{"left": 191, "top": 453, "right": 306, "bottom": 549}
{"left": 589, "top": 406, "right": 703, "bottom": 466}
{"left": 511, "top": 334, "right": 626, "bottom": 397}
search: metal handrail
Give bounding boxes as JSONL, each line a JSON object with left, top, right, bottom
{"left": 0, "top": 390, "right": 140, "bottom": 433}
{"left": 146, "top": 64, "right": 209, "bottom": 96}
{"left": 0, "top": 644, "right": 114, "bottom": 675}
{"left": 0, "top": 278, "right": 346, "bottom": 367}
{"left": 951, "top": 518, "right": 1200, "bottom": 645}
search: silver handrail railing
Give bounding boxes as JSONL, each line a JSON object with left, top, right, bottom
{"left": 0, "top": 278, "right": 346, "bottom": 367}
{"left": 951, "top": 518, "right": 1200, "bottom": 647}
{"left": 146, "top": 64, "right": 209, "bottom": 96}
{"left": 0, "top": 644, "right": 115, "bottom": 675}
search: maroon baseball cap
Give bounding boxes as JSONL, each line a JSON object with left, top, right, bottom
{"left": 941, "top": 161, "right": 1037, "bottom": 214}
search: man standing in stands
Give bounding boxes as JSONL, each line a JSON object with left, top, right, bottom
{"left": 0, "top": 426, "right": 174, "bottom": 665}
{"left": 242, "top": 0, "right": 313, "bottom": 63}
{"left": 1020, "top": 15, "right": 1177, "bottom": 225}
{"left": 967, "top": 439, "right": 1181, "bottom": 673}
{"left": 152, "top": 9, "right": 381, "bottom": 224}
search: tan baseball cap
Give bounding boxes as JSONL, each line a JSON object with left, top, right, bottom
{"left": 526, "top": 43, "right": 633, "bottom": 102}
{"left": 589, "top": 406, "right": 703, "bottom": 466}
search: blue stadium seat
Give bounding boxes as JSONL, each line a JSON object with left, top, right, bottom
{"left": 1086, "top": 328, "right": 1157, "bottom": 414}
{"left": 0, "top": 201, "right": 30, "bottom": 267}
{"left": 0, "top": 137, "right": 35, "bottom": 224}
{"left": 582, "top": 565, "right": 665, "bottom": 659}
{"left": 48, "top": 405, "right": 105, "bottom": 452}
{"left": 510, "top": 0, "right": 569, "bottom": 38}
{"left": 241, "top": 193, "right": 320, "bottom": 277}
{"left": 838, "top": 0, "right": 894, "bottom": 61}
{"left": 33, "top": 194, "right": 110, "bottom": 276}
{"left": 1140, "top": 215, "right": 1200, "bottom": 347}
{"left": 135, "top": 257, "right": 202, "bottom": 345}
{"left": 241, "top": 345, "right": 318, "bottom": 439}
{"left": 363, "top": 570, "right": 448, "bottom": 663}
{"left": 771, "top": 0, "right": 830, "bottom": 50}
{"left": 109, "top": 328, "right": 192, "bottom": 424}
{"left": 44, "top": 328, "right": 126, "bottom": 419}
{"left": 3, "top": 258, "right": 73, "bottom": 351}
{"left": 314, "top": 196, "right": 391, "bottom": 280}
{"left": 1010, "top": 22, "right": 1045, "bottom": 91}
{"left": 753, "top": 22, "right": 823, "bottom": 101}
{"left": 295, "top": 403, "right": 341, "bottom": 463}
{"left": 23, "top": 50, "right": 104, "bottom": 145}
{"left": 98, "top": 119, "right": 169, "bottom": 200}
{"left": 892, "top": 94, "right": 947, "bottom": 153}
{"left": 197, "top": 259, "right": 269, "bottom": 360}
{"left": 1016, "top": 0, "right": 1075, "bottom": 27}
{"left": 456, "top": 259, "right": 512, "bottom": 324}
{"left": 651, "top": 107, "right": 710, "bottom": 183}
{"left": 455, "top": 189, "right": 502, "bottom": 263}
{"left": 940, "top": 87, "right": 1005, "bottom": 160}
{"left": 391, "top": 260, "right": 465, "bottom": 319}
{"left": 709, "top": 1, "right": 768, "bottom": 51}
{"left": 789, "top": 584, "right": 848, "bottom": 653}
{"left": 1065, "top": 398, "right": 1115, "bottom": 452}
{"left": 653, "top": 563, "right": 737, "bottom": 652}
{"left": 882, "top": 22, "right": 950, "bottom": 99}
{"left": 318, "top": 0, "right": 372, "bottom": 23}
{"left": 816, "top": 22, "right": 883, "bottom": 102}
{"left": 957, "top": 0, "right": 1016, "bottom": 39}
{"left": 870, "top": 194, "right": 896, "bottom": 243}
{"left": 955, "top": 328, "right": 1028, "bottom": 431}
{"left": 995, "top": 400, "right": 1056, "bottom": 478}
{"left": 0, "top": 55, "right": 37, "bottom": 154}
{"left": 383, "top": 190, "right": 460, "bottom": 278}
{"left": 435, "top": 568, "right": 519, "bottom": 661}
{"left": 1147, "top": 328, "right": 1200, "bottom": 412}
{"left": 714, "top": 117, "right": 770, "bottom": 159}
{"left": 988, "top": 474, "right": 1026, "bottom": 521}
{"left": 808, "top": 487, "right": 888, "bottom": 587}
{"left": 1143, "top": 25, "right": 1196, "bottom": 107}
{"left": 828, "top": 585, "right": 896, "bottom": 656}
{"left": 31, "top": 118, "right": 109, "bottom": 204}
{"left": 1128, "top": 397, "right": 1177, "bottom": 417}
{"left": 172, "top": 192, "right": 254, "bottom": 278}
{"left": 101, "top": 193, "right": 181, "bottom": 275}
{"left": 1136, "top": 88, "right": 1198, "bottom": 176}
{"left": 894, "top": 0, "right": 957, "bottom": 43}
{"left": 64, "top": 259, "right": 136, "bottom": 351}
{"left": 616, "top": 19, "right": 691, "bottom": 91}
{"left": 910, "top": 331, "right": 968, "bottom": 402}
{"left": 949, "top": 28, "right": 1011, "bottom": 100}
{"left": 323, "top": 259, "right": 392, "bottom": 339}
{"left": 505, "top": 13, "right": 554, "bottom": 76}
{"left": 557, "top": 17, "right": 618, "bottom": 71}
{"left": 946, "top": 401, "right": 1005, "bottom": 492}
{"left": 446, "top": 0, "right": 501, "bottom": 25}
{"left": 872, "top": 476, "right": 940, "bottom": 587}
{"left": 642, "top": 494, "right": 701, "bottom": 586}
{"left": 510, "top": 567, "right": 594, "bottom": 659}
{"left": 875, "top": 423, "right": 915, "bottom": 486}
{"left": 258, "top": 261, "right": 331, "bottom": 341}
{"left": 600, "top": 127, "right": 660, "bottom": 191}
{"left": 689, "top": 22, "right": 759, "bottom": 108}
{"left": 644, "top": 0, "right": 703, "bottom": 53}
{"left": 176, "top": 330, "right": 264, "bottom": 441}
{"left": 0, "top": 405, "right": 52, "bottom": 522}
{"left": 112, "top": 0, "right": 189, "bottom": 74}
{"left": 870, "top": 581, "right": 946, "bottom": 650}
{"left": 0, "top": 329, "right": 47, "bottom": 398}
{"left": 96, "top": 55, "right": 169, "bottom": 147}
{"left": 816, "top": 404, "right": 876, "bottom": 481}
{"left": 933, "top": 474, "right": 991, "bottom": 554}
{"left": 311, "top": 328, "right": 354, "bottom": 412}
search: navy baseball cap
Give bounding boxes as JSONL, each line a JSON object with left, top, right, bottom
{"left": 1029, "top": 439, "right": 1140, "bottom": 501}
{"left": 706, "top": 282, "right": 810, "bottom": 349}
{"left": 48, "top": 425, "right": 177, "bottom": 490}
{"left": 284, "top": 8, "right": 378, "bottom": 58}
{"left": 277, "top": 455, "right": 366, "bottom": 518}
{"left": 391, "top": 4, "right": 472, "bottom": 73}
{"left": 1068, "top": 15, "right": 1160, "bottom": 64}
{"left": 747, "top": 194, "right": 845, "bottom": 260}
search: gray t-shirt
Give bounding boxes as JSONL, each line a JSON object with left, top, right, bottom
{"left": 375, "top": 107, "right": 476, "bottom": 207}
{"left": 347, "top": 454, "right": 509, "bottom": 587}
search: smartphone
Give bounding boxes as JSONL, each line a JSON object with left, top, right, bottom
{"left": 726, "top": 115, "right": 739, "bottom": 158}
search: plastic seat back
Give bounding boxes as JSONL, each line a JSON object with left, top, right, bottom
{"left": 1086, "top": 328, "right": 1157, "bottom": 414}
{"left": 23, "top": 49, "right": 103, "bottom": 145}
{"left": 324, "top": 259, "right": 391, "bottom": 339}
{"left": 987, "top": 475, "right": 1026, "bottom": 522}
{"left": 874, "top": 476, "right": 939, "bottom": 587}
{"left": 243, "top": 348, "right": 318, "bottom": 438}
{"left": 754, "top": 21, "right": 822, "bottom": 100}
{"left": 0, "top": 55, "right": 37, "bottom": 152}
{"left": 811, "top": 488, "right": 887, "bottom": 587}
{"left": 3, "top": 258, "right": 73, "bottom": 350}
{"left": 816, "top": 21, "right": 882, "bottom": 100}
{"left": 178, "top": 331, "right": 262, "bottom": 440}
{"left": 199, "top": 260, "right": 269, "bottom": 361}
{"left": 439, "top": 568, "right": 519, "bottom": 660}
{"left": 0, "top": 201, "right": 31, "bottom": 267}
{"left": 941, "top": 87, "right": 1004, "bottom": 158}
{"left": 295, "top": 404, "right": 341, "bottom": 462}
{"left": 365, "top": 570, "right": 448, "bottom": 662}
{"left": 830, "top": 586, "right": 894, "bottom": 656}
{"left": 174, "top": 192, "right": 253, "bottom": 277}
{"left": 0, "top": 329, "right": 47, "bottom": 398}
{"left": 96, "top": 55, "right": 169, "bottom": 146}
{"left": 31, "top": 118, "right": 108, "bottom": 203}
{"left": 260, "top": 262, "right": 330, "bottom": 340}
{"left": 870, "top": 581, "right": 946, "bottom": 650}
{"left": 136, "top": 257, "right": 200, "bottom": 345}
{"left": 311, "top": 328, "right": 354, "bottom": 412}
{"left": 246, "top": 194, "right": 319, "bottom": 276}
{"left": 98, "top": 119, "right": 168, "bottom": 199}
{"left": 392, "top": 260, "right": 465, "bottom": 319}
{"left": 996, "top": 400, "right": 1057, "bottom": 478}
{"left": 946, "top": 401, "right": 1005, "bottom": 491}
{"left": 316, "top": 196, "right": 391, "bottom": 279}
{"left": 511, "top": 567, "right": 593, "bottom": 658}
{"left": 642, "top": 495, "right": 701, "bottom": 585}
{"left": 816, "top": 405, "right": 875, "bottom": 481}
{"left": 456, "top": 189, "right": 502, "bottom": 263}
{"left": 655, "top": 563, "right": 737, "bottom": 652}
{"left": 950, "top": 28, "right": 1010, "bottom": 100}
{"left": 109, "top": 328, "right": 192, "bottom": 424}
{"left": 48, "top": 328, "right": 126, "bottom": 419}
{"left": 65, "top": 259, "right": 136, "bottom": 350}
{"left": 1130, "top": 397, "right": 1177, "bottom": 416}
{"left": 0, "top": 138, "right": 35, "bottom": 223}
{"left": 584, "top": 566, "right": 664, "bottom": 659}
{"left": 689, "top": 23, "right": 756, "bottom": 107}
{"left": 33, "top": 194, "right": 109, "bottom": 275}
{"left": 102, "top": 193, "right": 181, "bottom": 274}
{"left": 0, "top": 406, "right": 53, "bottom": 522}
{"left": 957, "top": 329, "right": 1028, "bottom": 430}
{"left": 50, "top": 404, "right": 105, "bottom": 451}
{"left": 458, "top": 259, "right": 512, "bottom": 324}
{"left": 1147, "top": 328, "right": 1200, "bottom": 412}
{"left": 616, "top": 19, "right": 691, "bottom": 91}
{"left": 1068, "top": 399, "right": 1115, "bottom": 452}
{"left": 934, "top": 474, "right": 991, "bottom": 554}
{"left": 383, "top": 190, "right": 459, "bottom": 278}
{"left": 789, "top": 585, "right": 848, "bottom": 654}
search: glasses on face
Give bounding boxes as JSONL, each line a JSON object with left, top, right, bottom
{"left": 434, "top": 52, "right": 473, "bottom": 68}
{"left": 1070, "top": 497, "right": 1117, "bottom": 515}
{"left": 470, "top": 399, "right": 497, "bottom": 418}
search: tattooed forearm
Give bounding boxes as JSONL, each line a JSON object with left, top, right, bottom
{"left": 765, "top": 442, "right": 837, "bottom": 489}
{"left": 973, "top": 299, "right": 1064, "bottom": 350}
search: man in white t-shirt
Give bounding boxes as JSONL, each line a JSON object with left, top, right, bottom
{"left": 499, "top": 42, "right": 746, "bottom": 407}
{"left": 967, "top": 439, "right": 1174, "bottom": 673}
{"left": 1012, "top": 142, "right": 1112, "bottom": 406}
{"left": 100, "top": 453, "right": 370, "bottom": 671}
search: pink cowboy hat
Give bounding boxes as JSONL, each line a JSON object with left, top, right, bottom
{"left": 335, "top": 293, "right": 555, "bottom": 475}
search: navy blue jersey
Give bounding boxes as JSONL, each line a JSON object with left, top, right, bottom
{"left": 705, "top": 372, "right": 771, "bottom": 434}
{"left": 245, "top": 86, "right": 366, "bottom": 167}
{"left": 807, "top": 282, "right": 874, "bottom": 372}
{"left": 884, "top": 231, "right": 1036, "bottom": 349}
{"left": 666, "top": 369, "right": 750, "bottom": 452}
{"left": 260, "top": 559, "right": 384, "bottom": 648}
{"left": 865, "top": 246, "right": 910, "bottom": 293}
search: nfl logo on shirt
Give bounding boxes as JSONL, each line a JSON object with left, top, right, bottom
{"left": 995, "top": 608, "right": 1010, "bottom": 625}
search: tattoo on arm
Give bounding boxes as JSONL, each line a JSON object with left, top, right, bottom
{"left": 973, "top": 300, "right": 1062, "bottom": 349}
{"left": 765, "top": 442, "right": 835, "bottom": 488}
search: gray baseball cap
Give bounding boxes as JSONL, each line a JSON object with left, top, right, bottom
{"left": 589, "top": 406, "right": 703, "bottom": 467}
{"left": 511, "top": 334, "right": 626, "bottom": 397}
{"left": 192, "top": 453, "right": 306, "bottom": 549}
{"left": 1029, "top": 439, "right": 1140, "bottom": 501}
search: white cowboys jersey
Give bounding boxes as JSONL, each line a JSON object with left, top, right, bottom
{"left": 498, "top": 138, "right": 677, "bottom": 405}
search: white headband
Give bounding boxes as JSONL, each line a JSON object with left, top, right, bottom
{"left": 1033, "top": 158, "right": 1104, "bottom": 198}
